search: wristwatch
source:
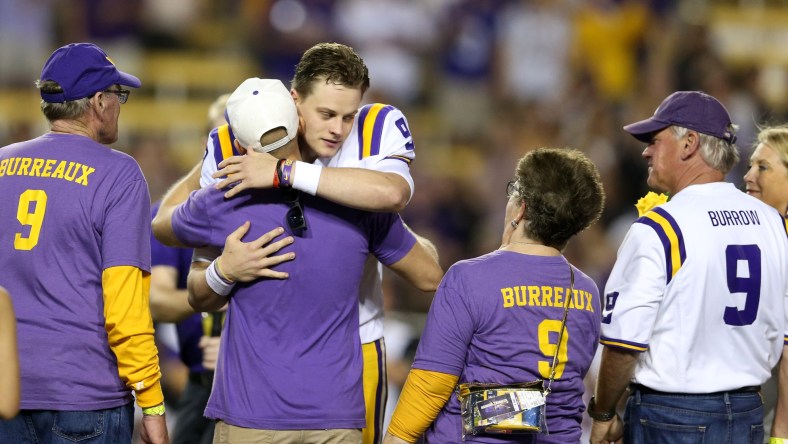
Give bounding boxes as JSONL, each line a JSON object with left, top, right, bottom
{"left": 142, "top": 404, "right": 166, "bottom": 416}
{"left": 587, "top": 396, "right": 616, "bottom": 422}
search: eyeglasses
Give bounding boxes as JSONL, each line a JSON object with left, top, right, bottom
{"left": 506, "top": 180, "right": 520, "bottom": 198}
{"left": 103, "top": 89, "right": 130, "bottom": 104}
{"left": 282, "top": 189, "right": 307, "bottom": 234}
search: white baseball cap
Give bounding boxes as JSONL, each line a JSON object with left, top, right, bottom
{"left": 225, "top": 78, "right": 298, "bottom": 153}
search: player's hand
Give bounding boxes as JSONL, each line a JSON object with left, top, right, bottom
{"left": 218, "top": 222, "right": 295, "bottom": 282}
{"left": 214, "top": 149, "right": 278, "bottom": 198}
{"left": 139, "top": 413, "right": 169, "bottom": 444}
{"left": 198, "top": 336, "right": 221, "bottom": 371}
{"left": 589, "top": 414, "right": 623, "bottom": 444}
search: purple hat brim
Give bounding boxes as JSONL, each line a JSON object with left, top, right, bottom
{"left": 623, "top": 118, "right": 671, "bottom": 143}
{"left": 116, "top": 70, "right": 141, "bottom": 88}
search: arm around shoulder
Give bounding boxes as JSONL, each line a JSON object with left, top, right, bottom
{"left": 312, "top": 167, "right": 411, "bottom": 212}
{"left": 214, "top": 153, "right": 412, "bottom": 212}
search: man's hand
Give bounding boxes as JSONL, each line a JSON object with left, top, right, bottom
{"left": 589, "top": 415, "right": 624, "bottom": 444}
{"left": 199, "top": 336, "right": 221, "bottom": 371}
{"left": 219, "top": 222, "right": 295, "bottom": 282}
{"left": 140, "top": 414, "right": 169, "bottom": 444}
{"left": 214, "top": 150, "right": 278, "bottom": 198}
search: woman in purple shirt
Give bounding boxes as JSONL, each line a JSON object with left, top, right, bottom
{"left": 384, "top": 148, "right": 605, "bottom": 444}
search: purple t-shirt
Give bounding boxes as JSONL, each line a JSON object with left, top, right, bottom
{"left": 415, "top": 250, "right": 601, "bottom": 444}
{"left": 0, "top": 133, "right": 151, "bottom": 410}
{"left": 172, "top": 185, "right": 416, "bottom": 429}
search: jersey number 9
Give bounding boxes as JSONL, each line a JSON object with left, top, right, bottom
{"left": 723, "top": 244, "right": 761, "bottom": 326}
{"left": 15, "top": 189, "right": 48, "bottom": 251}
{"left": 538, "top": 319, "right": 569, "bottom": 379}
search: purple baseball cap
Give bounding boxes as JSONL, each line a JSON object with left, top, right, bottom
{"left": 623, "top": 91, "right": 737, "bottom": 144}
{"left": 39, "top": 43, "right": 141, "bottom": 103}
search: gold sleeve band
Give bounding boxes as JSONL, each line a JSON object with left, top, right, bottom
{"left": 387, "top": 368, "right": 459, "bottom": 442}
{"left": 102, "top": 266, "right": 163, "bottom": 408}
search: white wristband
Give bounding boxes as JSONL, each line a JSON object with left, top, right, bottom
{"left": 292, "top": 161, "right": 322, "bottom": 195}
{"left": 205, "top": 260, "right": 235, "bottom": 297}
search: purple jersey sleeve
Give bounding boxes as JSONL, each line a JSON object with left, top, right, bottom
{"left": 412, "top": 266, "right": 473, "bottom": 376}
{"left": 101, "top": 172, "right": 151, "bottom": 272}
{"left": 368, "top": 212, "right": 417, "bottom": 266}
{"left": 171, "top": 187, "right": 219, "bottom": 248}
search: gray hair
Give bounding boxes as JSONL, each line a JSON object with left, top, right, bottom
{"left": 36, "top": 80, "right": 92, "bottom": 121}
{"left": 671, "top": 125, "right": 739, "bottom": 174}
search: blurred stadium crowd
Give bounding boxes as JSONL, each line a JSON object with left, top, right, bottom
{"left": 2, "top": 0, "right": 788, "bottom": 431}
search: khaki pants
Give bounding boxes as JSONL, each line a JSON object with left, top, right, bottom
{"left": 213, "top": 420, "right": 362, "bottom": 444}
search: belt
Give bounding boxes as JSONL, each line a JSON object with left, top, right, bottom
{"left": 630, "top": 383, "right": 760, "bottom": 396}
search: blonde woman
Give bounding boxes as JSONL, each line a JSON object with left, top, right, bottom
{"left": 745, "top": 125, "right": 788, "bottom": 218}
{"left": 744, "top": 124, "right": 788, "bottom": 443}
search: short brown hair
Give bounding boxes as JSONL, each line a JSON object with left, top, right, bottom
{"left": 513, "top": 148, "right": 604, "bottom": 249}
{"left": 291, "top": 43, "right": 370, "bottom": 98}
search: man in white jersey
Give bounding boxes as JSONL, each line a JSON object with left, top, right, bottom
{"left": 588, "top": 91, "right": 788, "bottom": 444}
{"left": 154, "top": 43, "right": 440, "bottom": 444}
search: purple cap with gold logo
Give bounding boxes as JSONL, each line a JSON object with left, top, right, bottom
{"left": 39, "top": 43, "right": 141, "bottom": 103}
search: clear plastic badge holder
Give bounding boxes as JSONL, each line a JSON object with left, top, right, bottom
{"left": 458, "top": 265, "right": 575, "bottom": 440}
{"left": 458, "top": 380, "right": 547, "bottom": 437}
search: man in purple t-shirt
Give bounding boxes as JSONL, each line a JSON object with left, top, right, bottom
{"left": 153, "top": 79, "right": 439, "bottom": 443}
{"left": 0, "top": 43, "right": 168, "bottom": 443}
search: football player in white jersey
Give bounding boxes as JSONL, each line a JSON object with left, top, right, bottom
{"left": 588, "top": 91, "right": 788, "bottom": 444}
{"left": 154, "top": 43, "right": 441, "bottom": 444}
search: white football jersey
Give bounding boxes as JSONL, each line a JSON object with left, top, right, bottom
{"left": 601, "top": 182, "right": 788, "bottom": 393}
{"left": 201, "top": 103, "right": 416, "bottom": 343}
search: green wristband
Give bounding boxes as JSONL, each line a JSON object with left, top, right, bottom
{"left": 142, "top": 404, "right": 165, "bottom": 416}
